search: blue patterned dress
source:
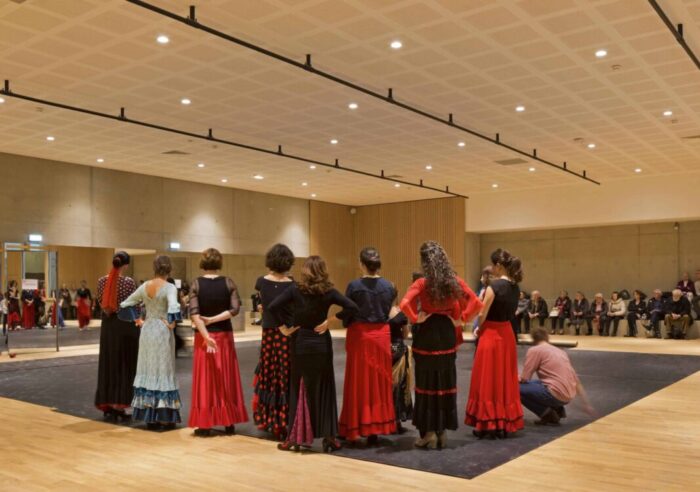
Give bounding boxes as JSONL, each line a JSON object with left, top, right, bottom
{"left": 120, "top": 281, "right": 183, "bottom": 424}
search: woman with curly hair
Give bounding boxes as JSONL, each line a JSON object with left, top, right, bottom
{"left": 267, "top": 256, "right": 358, "bottom": 453}
{"left": 400, "top": 241, "right": 482, "bottom": 449}
{"left": 465, "top": 248, "right": 524, "bottom": 439}
{"left": 252, "top": 243, "right": 296, "bottom": 440}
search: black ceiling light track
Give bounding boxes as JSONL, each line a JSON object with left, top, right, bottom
{"left": 648, "top": 0, "right": 700, "bottom": 72}
{"left": 125, "top": 0, "right": 600, "bottom": 186}
{"left": 0, "top": 80, "right": 468, "bottom": 199}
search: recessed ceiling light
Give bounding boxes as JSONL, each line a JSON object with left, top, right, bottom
{"left": 348, "top": 102, "right": 358, "bottom": 110}
{"left": 425, "top": 165, "right": 433, "bottom": 170}
{"left": 46, "top": 136, "right": 55, "bottom": 141}
{"left": 311, "top": 193, "right": 317, "bottom": 198}
{"left": 394, "top": 183, "right": 401, "bottom": 188}
{"left": 253, "top": 174, "right": 264, "bottom": 180}
{"left": 197, "top": 163, "right": 205, "bottom": 168}
{"left": 515, "top": 105, "right": 525, "bottom": 112}
{"left": 96, "top": 158, "right": 104, "bottom": 163}
{"left": 156, "top": 35, "right": 170, "bottom": 44}
{"left": 587, "top": 143, "right": 596, "bottom": 149}
{"left": 330, "top": 139, "right": 338, "bottom": 145}
{"left": 528, "top": 167, "right": 536, "bottom": 172}
{"left": 390, "top": 40, "right": 403, "bottom": 50}
{"left": 309, "top": 165, "right": 316, "bottom": 170}
{"left": 595, "top": 49, "right": 608, "bottom": 58}
{"left": 457, "top": 141, "right": 465, "bottom": 147}
{"left": 180, "top": 98, "right": 191, "bottom": 105}
{"left": 301, "top": 182, "right": 308, "bottom": 187}
{"left": 492, "top": 183, "right": 499, "bottom": 189}
{"left": 221, "top": 178, "right": 228, "bottom": 183}
{"left": 634, "top": 168, "right": 642, "bottom": 173}
{"left": 663, "top": 110, "right": 673, "bottom": 117}
{"left": 0, "top": 97, "right": 5, "bottom": 104}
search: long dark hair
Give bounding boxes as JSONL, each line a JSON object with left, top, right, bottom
{"left": 298, "top": 256, "right": 333, "bottom": 295}
{"left": 420, "top": 241, "right": 463, "bottom": 302}
{"left": 490, "top": 248, "right": 523, "bottom": 284}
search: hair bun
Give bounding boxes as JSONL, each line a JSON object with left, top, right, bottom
{"left": 112, "top": 257, "right": 122, "bottom": 268}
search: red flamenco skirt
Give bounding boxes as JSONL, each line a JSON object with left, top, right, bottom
{"left": 189, "top": 331, "right": 249, "bottom": 429}
{"left": 338, "top": 322, "right": 396, "bottom": 441}
{"left": 22, "top": 304, "right": 35, "bottom": 329}
{"left": 8, "top": 311, "right": 21, "bottom": 329}
{"left": 465, "top": 320, "right": 524, "bottom": 433}
{"left": 77, "top": 298, "right": 91, "bottom": 328}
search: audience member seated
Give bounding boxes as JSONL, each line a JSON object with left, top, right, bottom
{"left": 625, "top": 290, "right": 646, "bottom": 338}
{"left": 693, "top": 270, "right": 700, "bottom": 319}
{"left": 527, "top": 290, "right": 548, "bottom": 332}
{"left": 589, "top": 293, "right": 607, "bottom": 336}
{"left": 514, "top": 291, "right": 530, "bottom": 335}
{"left": 645, "top": 289, "right": 665, "bottom": 338}
{"left": 665, "top": 289, "right": 692, "bottom": 340}
{"left": 549, "top": 290, "right": 571, "bottom": 336}
{"left": 676, "top": 272, "right": 696, "bottom": 299}
{"left": 519, "top": 328, "right": 594, "bottom": 425}
{"left": 605, "top": 291, "right": 626, "bottom": 337}
{"left": 570, "top": 291, "right": 590, "bottom": 336}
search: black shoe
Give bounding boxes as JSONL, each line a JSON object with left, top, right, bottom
{"left": 146, "top": 423, "right": 160, "bottom": 431}
{"left": 555, "top": 406, "right": 567, "bottom": 419}
{"left": 535, "top": 408, "right": 561, "bottom": 426}
{"left": 161, "top": 423, "right": 176, "bottom": 431}
{"left": 366, "top": 434, "right": 378, "bottom": 446}
{"left": 322, "top": 438, "right": 342, "bottom": 453}
{"left": 103, "top": 410, "right": 117, "bottom": 422}
{"left": 396, "top": 422, "right": 407, "bottom": 435}
{"left": 277, "top": 440, "right": 300, "bottom": 452}
{"left": 225, "top": 425, "right": 236, "bottom": 435}
{"left": 194, "top": 428, "right": 212, "bottom": 437}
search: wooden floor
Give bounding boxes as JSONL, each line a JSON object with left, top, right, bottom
{"left": 1, "top": 334, "right": 699, "bottom": 491}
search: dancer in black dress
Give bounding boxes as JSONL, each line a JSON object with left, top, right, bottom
{"left": 94, "top": 251, "right": 140, "bottom": 421}
{"left": 268, "top": 255, "right": 358, "bottom": 453}
{"left": 252, "top": 243, "right": 296, "bottom": 440}
{"left": 388, "top": 295, "right": 413, "bottom": 433}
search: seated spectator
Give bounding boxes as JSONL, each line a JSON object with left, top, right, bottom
{"left": 519, "top": 328, "right": 594, "bottom": 425}
{"left": 605, "top": 291, "right": 626, "bottom": 337}
{"left": 625, "top": 290, "right": 646, "bottom": 338}
{"left": 645, "top": 289, "right": 665, "bottom": 338}
{"left": 527, "top": 290, "right": 548, "bottom": 332}
{"left": 514, "top": 291, "right": 531, "bottom": 335}
{"left": 589, "top": 293, "right": 608, "bottom": 336}
{"left": 693, "top": 270, "right": 700, "bottom": 319}
{"left": 550, "top": 290, "right": 571, "bottom": 335}
{"left": 570, "top": 291, "right": 590, "bottom": 336}
{"left": 665, "top": 289, "right": 692, "bottom": 340}
{"left": 676, "top": 272, "right": 696, "bottom": 299}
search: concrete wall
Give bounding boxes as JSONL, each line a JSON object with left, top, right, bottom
{"left": 0, "top": 152, "right": 309, "bottom": 256}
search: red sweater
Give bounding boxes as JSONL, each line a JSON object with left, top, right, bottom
{"left": 400, "top": 277, "right": 482, "bottom": 324}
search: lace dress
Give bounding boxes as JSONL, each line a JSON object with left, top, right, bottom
{"left": 120, "top": 281, "right": 183, "bottom": 424}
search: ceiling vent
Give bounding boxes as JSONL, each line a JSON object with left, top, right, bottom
{"left": 682, "top": 135, "right": 700, "bottom": 140}
{"left": 494, "top": 158, "right": 528, "bottom": 166}
{"left": 162, "top": 150, "right": 190, "bottom": 155}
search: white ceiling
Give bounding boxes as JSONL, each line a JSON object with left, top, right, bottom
{"left": 0, "top": 0, "right": 699, "bottom": 205}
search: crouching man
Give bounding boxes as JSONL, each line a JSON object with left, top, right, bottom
{"left": 519, "top": 327, "right": 594, "bottom": 425}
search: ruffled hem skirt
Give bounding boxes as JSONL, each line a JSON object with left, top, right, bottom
{"left": 392, "top": 341, "right": 413, "bottom": 423}
{"left": 252, "top": 326, "right": 291, "bottom": 438}
{"left": 131, "top": 388, "right": 182, "bottom": 423}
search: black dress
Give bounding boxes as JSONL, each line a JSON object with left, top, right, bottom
{"left": 267, "top": 284, "right": 358, "bottom": 444}
{"left": 94, "top": 275, "right": 140, "bottom": 414}
{"left": 252, "top": 276, "right": 295, "bottom": 438}
{"left": 389, "top": 311, "right": 413, "bottom": 424}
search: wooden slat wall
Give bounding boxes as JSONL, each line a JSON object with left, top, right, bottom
{"left": 309, "top": 201, "right": 357, "bottom": 291}
{"left": 55, "top": 246, "right": 115, "bottom": 292}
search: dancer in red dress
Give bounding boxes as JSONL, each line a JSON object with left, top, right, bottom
{"left": 188, "top": 248, "right": 249, "bottom": 436}
{"left": 6, "top": 281, "right": 21, "bottom": 330}
{"left": 338, "top": 247, "right": 396, "bottom": 444}
{"left": 76, "top": 280, "right": 92, "bottom": 330}
{"left": 400, "top": 241, "right": 482, "bottom": 449}
{"left": 465, "top": 248, "right": 525, "bottom": 438}
{"left": 21, "top": 289, "right": 35, "bottom": 329}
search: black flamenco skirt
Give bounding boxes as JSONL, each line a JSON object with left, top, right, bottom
{"left": 411, "top": 314, "right": 458, "bottom": 434}
{"left": 391, "top": 340, "right": 413, "bottom": 423}
{"left": 287, "top": 349, "right": 338, "bottom": 443}
{"left": 94, "top": 313, "right": 140, "bottom": 411}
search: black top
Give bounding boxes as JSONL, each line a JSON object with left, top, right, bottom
{"left": 188, "top": 276, "right": 241, "bottom": 332}
{"left": 255, "top": 276, "right": 294, "bottom": 329}
{"left": 267, "top": 284, "right": 359, "bottom": 355}
{"left": 572, "top": 298, "right": 589, "bottom": 316}
{"left": 76, "top": 288, "right": 92, "bottom": 300}
{"left": 589, "top": 300, "right": 608, "bottom": 316}
{"left": 628, "top": 299, "right": 647, "bottom": 317}
{"left": 666, "top": 297, "right": 691, "bottom": 316}
{"left": 343, "top": 277, "right": 396, "bottom": 327}
{"left": 486, "top": 278, "right": 519, "bottom": 322}
{"left": 529, "top": 298, "right": 548, "bottom": 317}
{"left": 388, "top": 311, "right": 408, "bottom": 343}
{"left": 553, "top": 296, "right": 572, "bottom": 318}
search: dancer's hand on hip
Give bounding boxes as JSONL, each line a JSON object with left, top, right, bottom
{"left": 416, "top": 311, "right": 432, "bottom": 324}
{"left": 314, "top": 319, "right": 330, "bottom": 334}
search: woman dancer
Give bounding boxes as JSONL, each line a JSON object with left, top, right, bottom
{"left": 268, "top": 256, "right": 359, "bottom": 453}
{"left": 388, "top": 291, "right": 413, "bottom": 433}
{"left": 252, "top": 243, "right": 296, "bottom": 440}
{"left": 465, "top": 248, "right": 524, "bottom": 439}
{"left": 400, "top": 241, "right": 482, "bottom": 449}
{"left": 6, "top": 281, "right": 21, "bottom": 331}
{"left": 94, "top": 251, "right": 140, "bottom": 421}
{"left": 188, "top": 248, "right": 248, "bottom": 436}
{"left": 76, "top": 280, "right": 92, "bottom": 330}
{"left": 338, "top": 247, "right": 396, "bottom": 445}
{"left": 21, "top": 288, "right": 35, "bottom": 329}
{"left": 120, "top": 255, "right": 182, "bottom": 430}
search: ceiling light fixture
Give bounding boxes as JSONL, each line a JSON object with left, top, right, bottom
{"left": 253, "top": 174, "right": 264, "bottom": 180}
{"left": 197, "top": 163, "right": 205, "bottom": 168}
{"left": 492, "top": 183, "right": 499, "bottom": 189}
{"left": 587, "top": 143, "right": 596, "bottom": 149}
{"left": 394, "top": 183, "right": 401, "bottom": 188}
{"left": 96, "top": 158, "right": 104, "bottom": 163}
{"left": 311, "top": 193, "right": 317, "bottom": 198}
{"left": 221, "top": 178, "right": 228, "bottom": 183}
{"left": 663, "top": 110, "right": 673, "bottom": 117}
{"left": 457, "top": 141, "right": 465, "bottom": 147}
{"left": 515, "top": 105, "right": 525, "bottom": 112}
{"left": 330, "top": 139, "right": 338, "bottom": 144}
{"left": 528, "top": 167, "right": 536, "bottom": 172}
{"left": 169, "top": 242, "right": 181, "bottom": 250}
{"left": 301, "top": 182, "right": 308, "bottom": 187}
{"left": 634, "top": 168, "right": 642, "bottom": 173}
{"left": 425, "top": 165, "right": 433, "bottom": 170}
{"left": 46, "top": 136, "right": 55, "bottom": 141}
{"left": 348, "top": 102, "right": 358, "bottom": 110}
{"left": 180, "top": 98, "right": 191, "bottom": 105}
{"left": 595, "top": 49, "right": 608, "bottom": 58}
{"left": 0, "top": 97, "right": 5, "bottom": 104}
{"left": 156, "top": 35, "right": 170, "bottom": 44}
{"left": 390, "top": 40, "right": 403, "bottom": 50}
{"left": 309, "top": 165, "right": 316, "bottom": 170}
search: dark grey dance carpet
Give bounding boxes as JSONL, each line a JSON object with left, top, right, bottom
{"left": 1, "top": 339, "right": 700, "bottom": 480}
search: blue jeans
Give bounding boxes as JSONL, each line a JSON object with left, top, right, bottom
{"left": 519, "top": 380, "right": 566, "bottom": 417}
